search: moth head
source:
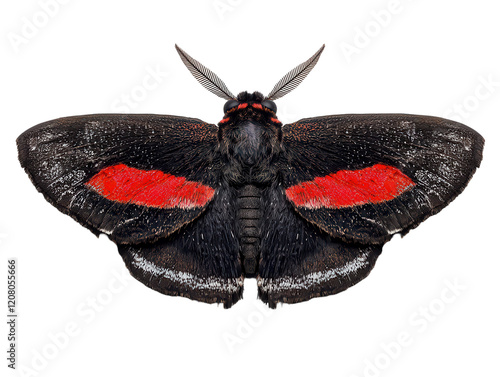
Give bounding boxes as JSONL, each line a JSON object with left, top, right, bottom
{"left": 219, "top": 91, "right": 281, "bottom": 129}
{"left": 225, "top": 92, "right": 277, "bottom": 113}
{"left": 175, "top": 44, "right": 325, "bottom": 115}
{"left": 222, "top": 92, "right": 272, "bottom": 113}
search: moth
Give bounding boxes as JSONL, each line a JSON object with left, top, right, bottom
{"left": 17, "top": 45, "right": 484, "bottom": 308}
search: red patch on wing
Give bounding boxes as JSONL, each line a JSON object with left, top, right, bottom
{"left": 237, "top": 103, "right": 248, "bottom": 110}
{"left": 86, "top": 164, "right": 215, "bottom": 209}
{"left": 270, "top": 118, "right": 281, "bottom": 124}
{"left": 285, "top": 164, "right": 415, "bottom": 209}
{"left": 252, "top": 103, "right": 263, "bottom": 110}
{"left": 219, "top": 117, "right": 230, "bottom": 124}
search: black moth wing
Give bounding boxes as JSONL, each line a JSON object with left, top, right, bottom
{"left": 18, "top": 114, "right": 245, "bottom": 307}
{"left": 118, "top": 182, "right": 243, "bottom": 308}
{"left": 280, "top": 114, "right": 484, "bottom": 244}
{"left": 258, "top": 185, "right": 383, "bottom": 308}
{"left": 256, "top": 113, "right": 483, "bottom": 307}
{"left": 17, "top": 114, "right": 220, "bottom": 245}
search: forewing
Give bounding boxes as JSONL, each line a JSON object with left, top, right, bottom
{"left": 17, "top": 114, "right": 220, "bottom": 244}
{"left": 281, "top": 114, "right": 484, "bottom": 244}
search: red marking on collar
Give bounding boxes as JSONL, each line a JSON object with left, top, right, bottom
{"left": 219, "top": 117, "right": 230, "bottom": 124}
{"left": 86, "top": 164, "right": 215, "bottom": 209}
{"left": 252, "top": 103, "right": 263, "bottom": 110}
{"left": 237, "top": 103, "right": 248, "bottom": 110}
{"left": 285, "top": 164, "right": 415, "bottom": 209}
{"left": 270, "top": 118, "right": 281, "bottom": 124}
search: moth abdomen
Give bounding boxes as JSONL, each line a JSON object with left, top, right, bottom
{"left": 236, "top": 185, "right": 262, "bottom": 277}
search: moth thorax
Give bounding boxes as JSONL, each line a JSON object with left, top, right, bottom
{"left": 225, "top": 119, "right": 275, "bottom": 167}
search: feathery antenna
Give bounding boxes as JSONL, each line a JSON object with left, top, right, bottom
{"left": 175, "top": 44, "right": 236, "bottom": 100}
{"left": 266, "top": 44, "right": 325, "bottom": 101}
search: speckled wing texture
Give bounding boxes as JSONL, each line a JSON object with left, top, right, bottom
{"left": 282, "top": 114, "right": 484, "bottom": 243}
{"left": 257, "top": 114, "right": 484, "bottom": 307}
{"left": 17, "top": 114, "right": 219, "bottom": 244}
{"left": 17, "top": 114, "right": 243, "bottom": 307}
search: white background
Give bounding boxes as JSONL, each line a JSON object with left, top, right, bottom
{"left": 1, "top": 1, "right": 499, "bottom": 376}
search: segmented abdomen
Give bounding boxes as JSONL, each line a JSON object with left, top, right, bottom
{"left": 236, "top": 185, "right": 262, "bottom": 277}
